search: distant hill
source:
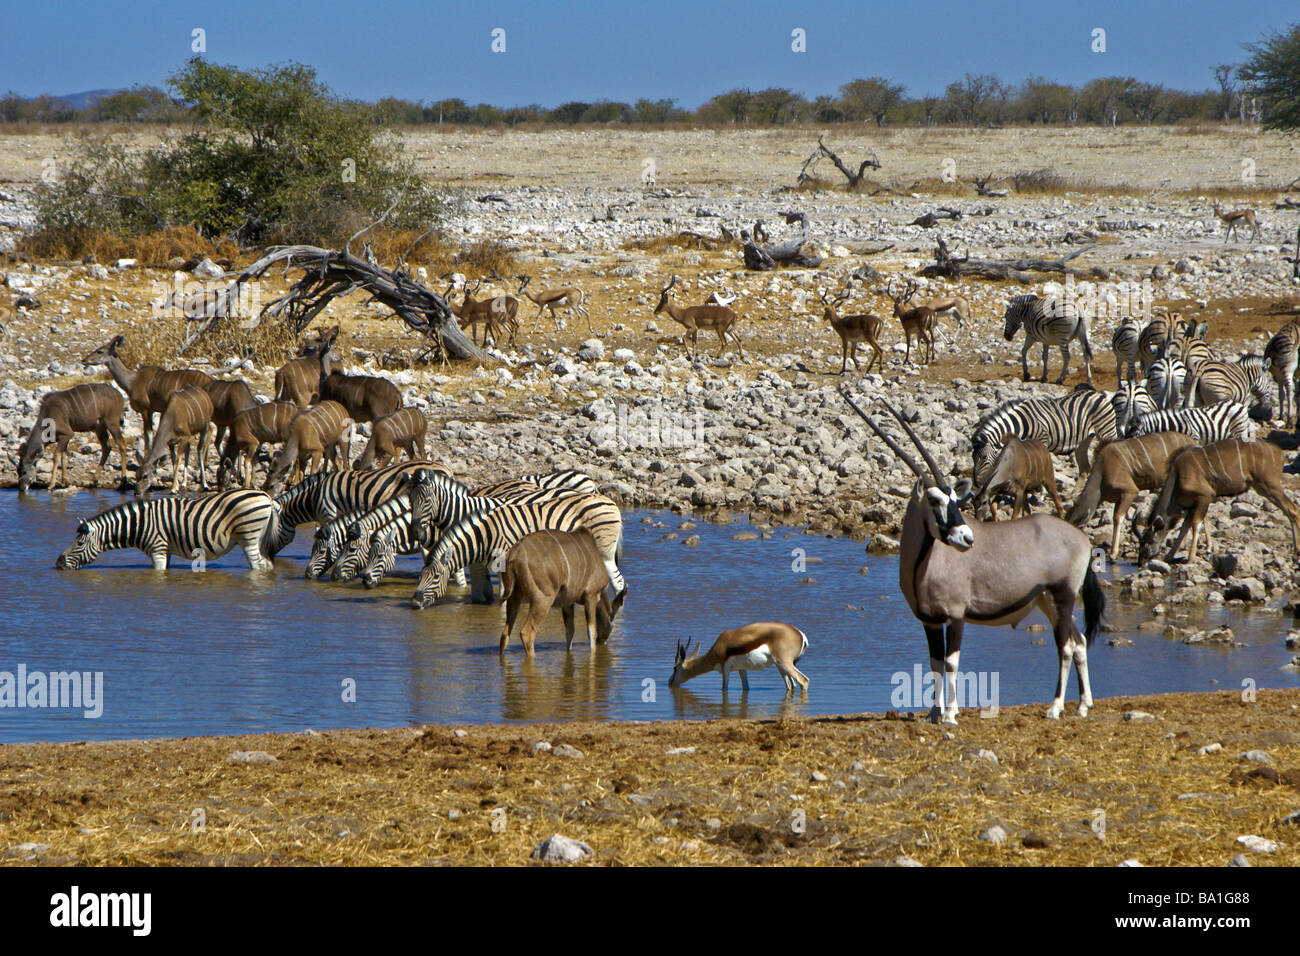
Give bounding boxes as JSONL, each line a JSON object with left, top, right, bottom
{"left": 51, "top": 89, "right": 121, "bottom": 109}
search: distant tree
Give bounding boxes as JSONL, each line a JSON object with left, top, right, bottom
{"left": 697, "top": 88, "right": 752, "bottom": 124}
{"left": 1016, "top": 77, "right": 1076, "bottom": 124}
{"left": 632, "top": 98, "right": 677, "bottom": 123}
{"left": 838, "top": 77, "right": 906, "bottom": 126}
{"left": 1122, "top": 81, "right": 1167, "bottom": 125}
{"left": 1239, "top": 23, "right": 1300, "bottom": 131}
{"left": 811, "top": 95, "right": 845, "bottom": 124}
{"left": 1213, "top": 64, "right": 1240, "bottom": 123}
{"left": 580, "top": 101, "right": 632, "bottom": 123}
{"left": 1080, "top": 77, "right": 1136, "bottom": 125}
{"left": 749, "top": 88, "right": 807, "bottom": 125}
{"left": 943, "top": 74, "right": 1005, "bottom": 126}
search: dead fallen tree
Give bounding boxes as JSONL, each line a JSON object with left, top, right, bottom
{"left": 798, "top": 136, "right": 881, "bottom": 190}
{"left": 231, "top": 244, "right": 487, "bottom": 362}
{"left": 742, "top": 210, "right": 824, "bottom": 270}
{"left": 919, "top": 237, "right": 1099, "bottom": 283}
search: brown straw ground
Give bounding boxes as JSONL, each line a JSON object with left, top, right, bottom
{"left": 1, "top": 689, "right": 1298, "bottom": 866}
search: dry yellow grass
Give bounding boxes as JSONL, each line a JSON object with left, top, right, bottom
{"left": 1, "top": 690, "right": 1296, "bottom": 866}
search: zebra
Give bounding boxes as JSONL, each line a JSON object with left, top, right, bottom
{"left": 1168, "top": 319, "right": 1211, "bottom": 375}
{"left": 1182, "top": 355, "right": 1270, "bottom": 409}
{"left": 411, "top": 495, "right": 626, "bottom": 609}
{"left": 1110, "top": 317, "right": 1142, "bottom": 387}
{"left": 402, "top": 469, "right": 604, "bottom": 592}
{"left": 1002, "top": 293, "right": 1093, "bottom": 385}
{"left": 1264, "top": 321, "right": 1300, "bottom": 427}
{"left": 1144, "top": 355, "right": 1187, "bottom": 410}
{"left": 1137, "top": 312, "right": 1175, "bottom": 373}
{"left": 270, "top": 460, "right": 441, "bottom": 556}
{"left": 310, "top": 492, "right": 411, "bottom": 580}
{"left": 55, "top": 490, "right": 279, "bottom": 571}
{"left": 1111, "top": 380, "right": 1156, "bottom": 436}
{"left": 971, "top": 388, "right": 1117, "bottom": 485}
{"left": 473, "top": 470, "right": 599, "bottom": 498}
{"left": 359, "top": 521, "right": 425, "bottom": 588}
{"left": 1129, "top": 403, "right": 1254, "bottom": 445}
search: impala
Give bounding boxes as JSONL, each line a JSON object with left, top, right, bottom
{"left": 517, "top": 274, "right": 591, "bottom": 332}
{"left": 654, "top": 275, "right": 743, "bottom": 360}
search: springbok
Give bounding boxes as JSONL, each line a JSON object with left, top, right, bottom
{"left": 971, "top": 436, "right": 1063, "bottom": 522}
{"left": 884, "top": 279, "right": 936, "bottom": 366}
{"left": 841, "top": 390, "right": 1103, "bottom": 724}
{"left": 275, "top": 326, "right": 338, "bottom": 407}
{"left": 654, "top": 275, "right": 743, "bottom": 360}
{"left": 15, "top": 383, "right": 129, "bottom": 493}
{"left": 818, "top": 285, "right": 884, "bottom": 375}
{"left": 1212, "top": 202, "right": 1262, "bottom": 243}
{"left": 517, "top": 274, "right": 591, "bottom": 332}
{"left": 498, "top": 529, "right": 619, "bottom": 655}
{"left": 1067, "top": 431, "right": 1197, "bottom": 559}
{"left": 669, "top": 622, "right": 809, "bottom": 696}
{"left": 1136, "top": 438, "right": 1300, "bottom": 565}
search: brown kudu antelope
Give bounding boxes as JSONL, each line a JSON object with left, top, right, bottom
{"left": 840, "top": 389, "right": 1104, "bottom": 724}
{"left": 355, "top": 407, "right": 428, "bottom": 469}
{"left": 275, "top": 326, "right": 338, "bottom": 408}
{"left": 669, "top": 622, "right": 809, "bottom": 696}
{"left": 217, "top": 401, "right": 300, "bottom": 489}
{"left": 135, "top": 385, "right": 215, "bottom": 497}
{"left": 818, "top": 285, "right": 884, "bottom": 375}
{"left": 884, "top": 279, "right": 936, "bottom": 366}
{"left": 320, "top": 370, "right": 401, "bottom": 425}
{"left": 82, "top": 335, "right": 163, "bottom": 445}
{"left": 654, "top": 275, "right": 743, "bottom": 360}
{"left": 14, "top": 383, "right": 128, "bottom": 493}
{"left": 1067, "top": 431, "right": 1197, "bottom": 559}
{"left": 203, "top": 378, "right": 259, "bottom": 467}
{"left": 497, "top": 529, "right": 619, "bottom": 655}
{"left": 264, "top": 401, "right": 354, "bottom": 492}
{"left": 971, "top": 436, "right": 1063, "bottom": 522}
{"left": 1136, "top": 438, "right": 1300, "bottom": 565}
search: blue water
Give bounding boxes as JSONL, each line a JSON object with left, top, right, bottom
{"left": 1, "top": 490, "right": 1296, "bottom": 743}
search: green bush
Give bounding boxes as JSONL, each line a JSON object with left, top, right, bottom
{"left": 29, "top": 59, "right": 448, "bottom": 250}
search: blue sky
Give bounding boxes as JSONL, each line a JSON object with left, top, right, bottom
{"left": 3, "top": 0, "right": 1295, "bottom": 106}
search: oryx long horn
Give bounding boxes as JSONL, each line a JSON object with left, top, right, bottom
{"left": 879, "top": 400, "right": 947, "bottom": 487}
{"left": 839, "top": 387, "right": 929, "bottom": 483}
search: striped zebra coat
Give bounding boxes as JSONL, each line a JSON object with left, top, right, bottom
{"left": 1129, "top": 403, "right": 1254, "bottom": 445}
{"left": 473, "top": 470, "right": 600, "bottom": 498}
{"left": 271, "top": 460, "right": 444, "bottom": 556}
{"left": 1110, "top": 317, "right": 1142, "bottom": 387}
{"left": 1264, "top": 321, "right": 1300, "bottom": 427}
{"left": 313, "top": 492, "right": 414, "bottom": 580}
{"left": 1168, "top": 320, "right": 1210, "bottom": 375}
{"left": 1137, "top": 313, "right": 1174, "bottom": 373}
{"left": 972, "top": 388, "right": 1117, "bottom": 484}
{"left": 1002, "top": 294, "right": 1093, "bottom": 384}
{"left": 1144, "top": 355, "right": 1187, "bottom": 412}
{"left": 1183, "top": 355, "right": 1270, "bottom": 409}
{"left": 55, "top": 490, "right": 279, "bottom": 571}
{"left": 1110, "top": 381, "right": 1156, "bottom": 436}
{"left": 411, "top": 494, "right": 626, "bottom": 608}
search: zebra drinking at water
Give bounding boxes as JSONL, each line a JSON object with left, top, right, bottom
{"left": 55, "top": 490, "right": 279, "bottom": 571}
{"left": 1002, "top": 293, "right": 1093, "bottom": 384}
{"left": 411, "top": 494, "right": 626, "bottom": 609}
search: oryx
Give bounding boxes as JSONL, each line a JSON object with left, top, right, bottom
{"left": 841, "top": 389, "right": 1104, "bottom": 724}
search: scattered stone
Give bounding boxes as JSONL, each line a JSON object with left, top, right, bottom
{"left": 979, "top": 825, "right": 1007, "bottom": 844}
{"left": 810, "top": 770, "right": 829, "bottom": 782}
{"left": 1239, "top": 749, "right": 1273, "bottom": 764}
{"left": 552, "top": 743, "right": 584, "bottom": 759}
{"left": 891, "top": 855, "right": 924, "bottom": 867}
{"left": 1229, "top": 854, "right": 1251, "bottom": 867}
{"left": 666, "top": 746, "right": 696, "bottom": 755}
{"left": 1123, "top": 710, "right": 1155, "bottom": 722}
{"left": 1118, "top": 859, "right": 1143, "bottom": 867}
{"left": 1021, "top": 833, "right": 1050, "bottom": 849}
{"left": 531, "top": 834, "right": 592, "bottom": 863}
{"left": 1197, "top": 743, "right": 1222, "bottom": 756}
{"left": 682, "top": 535, "right": 700, "bottom": 547}
{"left": 1236, "top": 835, "right": 1278, "bottom": 853}
{"left": 974, "top": 748, "right": 998, "bottom": 765}
{"left": 532, "top": 741, "right": 552, "bottom": 753}
{"left": 227, "top": 750, "right": 278, "bottom": 764}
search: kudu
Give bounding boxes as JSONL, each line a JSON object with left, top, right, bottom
{"left": 971, "top": 436, "right": 1063, "bottom": 522}
{"left": 275, "top": 326, "right": 338, "bottom": 407}
{"left": 654, "top": 275, "right": 743, "bottom": 360}
{"left": 82, "top": 335, "right": 162, "bottom": 445}
{"left": 136, "top": 385, "right": 215, "bottom": 497}
{"left": 1136, "top": 438, "right": 1300, "bottom": 565}
{"left": 818, "top": 285, "right": 884, "bottom": 375}
{"left": 497, "top": 529, "right": 619, "bottom": 655}
{"left": 354, "top": 407, "right": 428, "bottom": 469}
{"left": 217, "top": 401, "right": 300, "bottom": 489}
{"left": 265, "top": 401, "right": 354, "bottom": 492}
{"left": 884, "top": 279, "right": 936, "bottom": 366}
{"left": 320, "top": 370, "right": 401, "bottom": 424}
{"left": 14, "top": 383, "right": 128, "bottom": 493}
{"left": 669, "top": 622, "right": 809, "bottom": 696}
{"left": 1066, "top": 432, "right": 1197, "bottom": 559}
{"left": 840, "top": 389, "right": 1103, "bottom": 724}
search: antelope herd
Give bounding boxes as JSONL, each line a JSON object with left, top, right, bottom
{"left": 8, "top": 223, "right": 1300, "bottom": 713}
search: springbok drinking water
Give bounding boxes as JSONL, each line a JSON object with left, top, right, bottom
{"left": 668, "top": 622, "right": 809, "bottom": 696}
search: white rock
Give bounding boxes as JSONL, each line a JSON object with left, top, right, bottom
{"left": 531, "top": 834, "right": 592, "bottom": 863}
{"left": 1236, "top": 835, "right": 1278, "bottom": 853}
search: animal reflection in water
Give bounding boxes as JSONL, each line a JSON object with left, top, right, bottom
{"left": 669, "top": 622, "right": 810, "bottom": 696}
